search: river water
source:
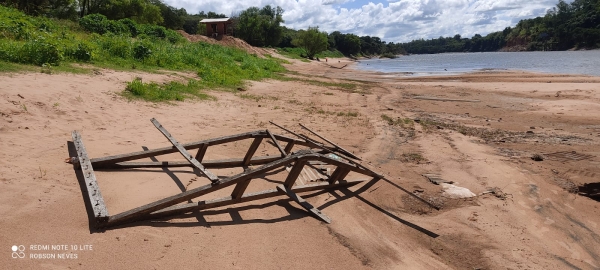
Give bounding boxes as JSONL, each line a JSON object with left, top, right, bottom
{"left": 354, "top": 51, "right": 600, "bottom": 77}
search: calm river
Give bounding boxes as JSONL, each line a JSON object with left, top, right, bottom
{"left": 354, "top": 51, "right": 600, "bottom": 77}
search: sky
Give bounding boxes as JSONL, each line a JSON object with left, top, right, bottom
{"left": 163, "top": 0, "right": 565, "bottom": 43}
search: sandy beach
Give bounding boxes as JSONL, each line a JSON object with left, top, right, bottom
{"left": 1, "top": 55, "right": 600, "bottom": 269}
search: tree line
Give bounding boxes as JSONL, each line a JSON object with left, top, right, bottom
{"left": 401, "top": 0, "right": 600, "bottom": 54}
{"left": 4, "top": 0, "right": 594, "bottom": 57}
{"left": 0, "top": 0, "right": 405, "bottom": 58}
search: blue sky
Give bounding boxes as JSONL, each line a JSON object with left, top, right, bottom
{"left": 164, "top": 0, "right": 564, "bottom": 43}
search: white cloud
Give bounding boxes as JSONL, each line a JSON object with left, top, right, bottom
{"left": 163, "top": 0, "right": 565, "bottom": 42}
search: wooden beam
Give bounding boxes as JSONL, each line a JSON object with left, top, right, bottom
{"left": 299, "top": 123, "right": 361, "bottom": 160}
{"left": 91, "top": 131, "right": 259, "bottom": 167}
{"left": 284, "top": 159, "right": 307, "bottom": 188}
{"left": 150, "top": 179, "right": 366, "bottom": 219}
{"left": 283, "top": 141, "right": 295, "bottom": 154}
{"left": 72, "top": 131, "right": 109, "bottom": 226}
{"left": 272, "top": 134, "right": 314, "bottom": 148}
{"left": 151, "top": 118, "right": 218, "bottom": 182}
{"left": 266, "top": 129, "right": 286, "bottom": 157}
{"left": 103, "top": 155, "right": 281, "bottom": 169}
{"left": 277, "top": 185, "right": 331, "bottom": 223}
{"left": 104, "top": 152, "right": 315, "bottom": 227}
{"left": 230, "top": 179, "right": 251, "bottom": 199}
{"left": 329, "top": 167, "right": 350, "bottom": 184}
{"left": 243, "top": 137, "right": 263, "bottom": 166}
{"left": 194, "top": 143, "right": 208, "bottom": 162}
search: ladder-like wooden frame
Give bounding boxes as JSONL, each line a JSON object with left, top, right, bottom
{"left": 71, "top": 119, "right": 433, "bottom": 229}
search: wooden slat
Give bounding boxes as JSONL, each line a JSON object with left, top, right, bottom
{"left": 283, "top": 141, "right": 295, "bottom": 154}
{"left": 284, "top": 159, "right": 307, "bottom": 188}
{"left": 231, "top": 180, "right": 251, "bottom": 199}
{"left": 150, "top": 179, "right": 366, "bottom": 218}
{"left": 104, "top": 155, "right": 281, "bottom": 169}
{"left": 91, "top": 131, "right": 258, "bottom": 167}
{"left": 194, "top": 143, "right": 208, "bottom": 162}
{"left": 277, "top": 185, "right": 331, "bottom": 224}
{"left": 151, "top": 118, "right": 218, "bottom": 182}
{"left": 299, "top": 123, "right": 361, "bottom": 160}
{"left": 243, "top": 137, "right": 263, "bottom": 166}
{"left": 329, "top": 167, "right": 350, "bottom": 184}
{"left": 105, "top": 152, "right": 316, "bottom": 227}
{"left": 234, "top": 137, "right": 263, "bottom": 198}
{"left": 266, "top": 129, "right": 287, "bottom": 157}
{"left": 72, "top": 131, "right": 109, "bottom": 225}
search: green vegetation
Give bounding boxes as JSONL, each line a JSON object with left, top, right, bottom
{"left": 278, "top": 27, "right": 406, "bottom": 58}
{"left": 123, "top": 78, "right": 213, "bottom": 102}
{"left": 0, "top": 6, "right": 286, "bottom": 101}
{"left": 292, "top": 27, "right": 328, "bottom": 59}
{"left": 337, "top": 111, "right": 359, "bottom": 117}
{"left": 235, "top": 5, "right": 284, "bottom": 47}
{"left": 402, "top": 0, "right": 600, "bottom": 53}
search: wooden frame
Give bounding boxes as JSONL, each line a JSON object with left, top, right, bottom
{"left": 71, "top": 119, "right": 434, "bottom": 229}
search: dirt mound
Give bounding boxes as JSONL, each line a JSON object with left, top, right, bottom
{"left": 177, "top": 30, "right": 274, "bottom": 57}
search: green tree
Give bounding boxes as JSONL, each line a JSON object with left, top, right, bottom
{"left": 235, "top": 5, "right": 284, "bottom": 47}
{"left": 292, "top": 26, "right": 328, "bottom": 59}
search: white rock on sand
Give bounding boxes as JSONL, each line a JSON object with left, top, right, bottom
{"left": 440, "top": 183, "right": 476, "bottom": 198}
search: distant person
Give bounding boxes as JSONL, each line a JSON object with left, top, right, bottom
{"left": 326, "top": 58, "right": 328, "bottom": 62}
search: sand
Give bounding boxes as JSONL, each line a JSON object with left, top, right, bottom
{"left": 1, "top": 55, "right": 599, "bottom": 269}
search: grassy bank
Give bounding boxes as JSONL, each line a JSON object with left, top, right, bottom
{"left": 0, "top": 6, "right": 286, "bottom": 101}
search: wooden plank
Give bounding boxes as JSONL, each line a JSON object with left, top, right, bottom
{"left": 105, "top": 155, "right": 281, "bottom": 169}
{"left": 72, "top": 131, "right": 109, "bottom": 225}
{"left": 284, "top": 159, "right": 307, "bottom": 188}
{"left": 194, "top": 143, "right": 208, "bottom": 162}
{"left": 277, "top": 185, "right": 331, "bottom": 224}
{"left": 269, "top": 121, "right": 339, "bottom": 154}
{"left": 299, "top": 123, "right": 361, "bottom": 160}
{"left": 283, "top": 141, "right": 295, "bottom": 154}
{"left": 150, "top": 179, "right": 366, "bottom": 218}
{"left": 329, "top": 167, "right": 350, "bottom": 184}
{"left": 105, "top": 152, "right": 316, "bottom": 227}
{"left": 266, "top": 129, "right": 287, "bottom": 157}
{"left": 231, "top": 180, "right": 251, "bottom": 199}
{"left": 272, "top": 134, "right": 313, "bottom": 148}
{"left": 306, "top": 167, "right": 321, "bottom": 181}
{"left": 243, "top": 137, "right": 263, "bottom": 166}
{"left": 151, "top": 118, "right": 218, "bottom": 182}
{"left": 91, "top": 131, "right": 258, "bottom": 167}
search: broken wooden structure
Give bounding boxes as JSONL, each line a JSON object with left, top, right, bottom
{"left": 71, "top": 119, "right": 434, "bottom": 229}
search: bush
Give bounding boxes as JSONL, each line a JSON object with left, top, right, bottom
{"left": 118, "top": 18, "right": 139, "bottom": 37}
{"left": 20, "top": 38, "right": 62, "bottom": 65}
{"left": 67, "top": 42, "right": 93, "bottom": 62}
{"left": 133, "top": 41, "right": 152, "bottom": 60}
{"left": 79, "top": 14, "right": 110, "bottom": 34}
{"left": 106, "top": 20, "right": 130, "bottom": 36}
{"left": 140, "top": 24, "right": 166, "bottom": 39}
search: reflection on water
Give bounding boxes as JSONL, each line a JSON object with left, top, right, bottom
{"left": 354, "top": 51, "right": 600, "bottom": 77}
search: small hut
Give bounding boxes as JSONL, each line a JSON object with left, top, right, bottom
{"left": 199, "top": 18, "right": 233, "bottom": 39}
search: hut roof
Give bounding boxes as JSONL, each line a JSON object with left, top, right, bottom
{"left": 199, "top": 18, "right": 232, "bottom": 23}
